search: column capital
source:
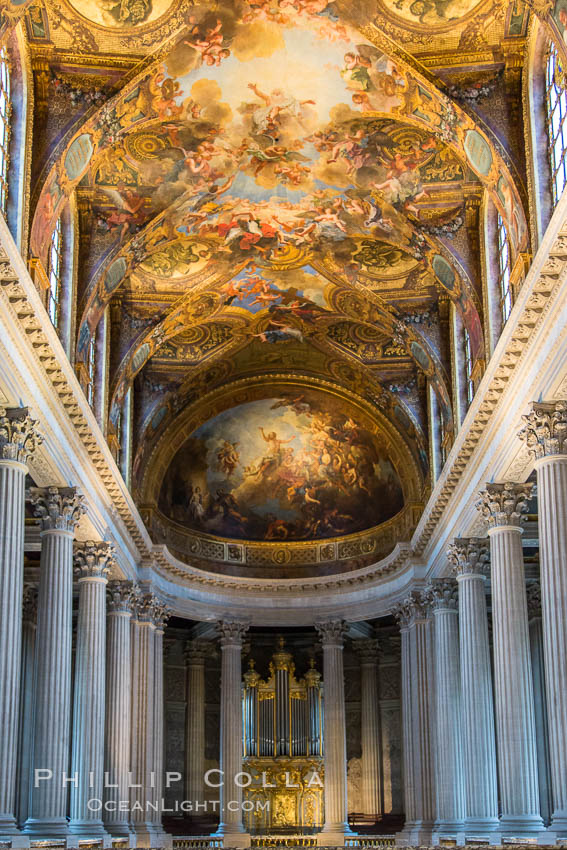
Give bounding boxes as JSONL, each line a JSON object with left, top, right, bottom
{"left": 29, "top": 486, "right": 86, "bottom": 533}
{"left": 526, "top": 580, "right": 541, "bottom": 620}
{"left": 0, "top": 406, "right": 41, "bottom": 465}
{"left": 315, "top": 619, "right": 349, "bottom": 647}
{"left": 135, "top": 593, "right": 171, "bottom": 629}
{"left": 447, "top": 537, "right": 489, "bottom": 576}
{"left": 185, "top": 638, "right": 212, "bottom": 664}
{"left": 22, "top": 584, "right": 38, "bottom": 623}
{"left": 476, "top": 482, "right": 533, "bottom": 529}
{"left": 107, "top": 579, "right": 138, "bottom": 614}
{"left": 218, "top": 620, "right": 249, "bottom": 647}
{"left": 74, "top": 540, "right": 114, "bottom": 580}
{"left": 519, "top": 400, "right": 567, "bottom": 459}
{"left": 425, "top": 577, "right": 459, "bottom": 611}
{"left": 391, "top": 590, "right": 429, "bottom": 628}
{"left": 353, "top": 637, "right": 380, "bottom": 664}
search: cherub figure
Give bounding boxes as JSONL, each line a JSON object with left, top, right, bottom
{"left": 184, "top": 19, "right": 230, "bottom": 66}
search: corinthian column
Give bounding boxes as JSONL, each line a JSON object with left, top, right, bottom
{"left": 392, "top": 593, "right": 435, "bottom": 845}
{"left": 425, "top": 579, "right": 465, "bottom": 839}
{"left": 526, "top": 582, "right": 553, "bottom": 826}
{"left": 477, "top": 483, "right": 543, "bottom": 834}
{"left": 104, "top": 581, "right": 137, "bottom": 837}
{"left": 447, "top": 539, "right": 499, "bottom": 836}
{"left": 150, "top": 601, "right": 170, "bottom": 837}
{"left": 354, "top": 639, "right": 382, "bottom": 821}
{"left": 130, "top": 593, "right": 170, "bottom": 847}
{"left": 69, "top": 542, "right": 113, "bottom": 836}
{"left": 16, "top": 587, "right": 38, "bottom": 828}
{"left": 185, "top": 640, "right": 208, "bottom": 805}
{"left": 24, "top": 486, "right": 85, "bottom": 839}
{"left": 215, "top": 621, "right": 250, "bottom": 848}
{"left": 315, "top": 620, "right": 351, "bottom": 846}
{"left": 519, "top": 400, "right": 567, "bottom": 836}
{"left": 0, "top": 407, "right": 39, "bottom": 840}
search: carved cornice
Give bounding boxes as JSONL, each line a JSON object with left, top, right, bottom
{"left": 0, "top": 406, "right": 41, "bottom": 464}
{"left": 218, "top": 620, "right": 249, "bottom": 648}
{"left": 107, "top": 579, "right": 138, "bottom": 613}
{"left": 391, "top": 590, "right": 429, "bottom": 628}
{"left": 447, "top": 537, "right": 489, "bottom": 576}
{"left": 22, "top": 585, "right": 38, "bottom": 623}
{"left": 29, "top": 486, "right": 85, "bottom": 533}
{"left": 353, "top": 637, "right": 380, "bottom": 664}
{"left": 74, "top": 541, "right": 114, "bottom": 580}
{"left": 519, "top": 400, "right": 567, "bottom": 459}
{"left": 477, "top": 482, "right": 533, "bottom": 529}
{"left": 424, "top": 578, "right": 459, "bottom": 611}
{"left": 315, "top": 620, "right": 349, "bottom": 648}
{"left": 526, "top": 580, "right": 542, "bottom": 620}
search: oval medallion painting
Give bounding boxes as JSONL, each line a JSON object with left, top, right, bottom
{"left": 158, "top": 389, "right": 404, "bottom": 542}
{"left": 377, "top": 0, "right": 487, "bottom": 29}
{"left": 65, "top": 0, "right": 175, "bottom": 28}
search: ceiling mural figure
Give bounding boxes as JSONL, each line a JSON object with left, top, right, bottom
{"left": 158, "top": 387, "right": 405, "bottom": 541}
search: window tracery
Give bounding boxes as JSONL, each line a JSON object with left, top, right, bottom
{"left": 546, "top": 42, "right": 567, "bottom": 207}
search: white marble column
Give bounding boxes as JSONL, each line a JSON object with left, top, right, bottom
{"left": 478, "top": 483, "right": 544, "bottom": 834}
{"left": 0, "top": 407, "right": 39, "bottom": 840}
{"left": 185, "top": 640, "right": 208, "bottom": 805}
{"left": 215, "top": 621, "right": 250, "bottom": 848}
{"left": 150, "top": 602, "right": 170, "bottom": 836}
{"left": 16, "top": 587, "right": 38, "bottom": 828}
{"left": 354, "top": 639, "right": 382, "bottom": 821}
{"left": 392, "top": 593, "right": 435, "bottom": 844}
{"left": 24, "top": 486, "right": 85, "bottom": 839}
{"left": 426, "top": 579, "right": 465, "bottom": 839}
{"left": 520, "top": 400, "right": 567, "bottom": 836}
{"left": 447, "top": 539, "right": 499, "bottom": 836}
{"left": 130, "top": 593, "right": 170, "bottom": 848}
{"left": 526, "top": 582, "right": 553, "bottom": 827}
{"left": 69, "top": 542, "right": 113, "bottom": 836}
{"left": 315, "top": 620, "right": 351, "bottom": 846}
{"left": 104, "top": 581, "right": 137, "bottom": 837}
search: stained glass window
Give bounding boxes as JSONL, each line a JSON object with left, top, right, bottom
{"left": 464, "top": 327, "right": 474, "bottom": 405}
{"left": 0, "top": 46, "right": 11, "bottom": 214}
{"left": 86, "top": 332, "right": 96, "bottom": 407}
{"left": 546, "top": 42, "right": 567, "bottom": 206}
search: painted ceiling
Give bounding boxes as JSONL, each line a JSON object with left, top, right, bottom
{"left": 5, "top": 0, "right": 552, "bottom": 565}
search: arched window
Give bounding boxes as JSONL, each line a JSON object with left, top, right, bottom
{"left": 546, "top": 41, "right": 567, "bottom": 206}
{"left": 86, "top": 332, "right": 96, "bottom": 407}
{"left": 0, "top": 45, "right": 11, "bottom": 214}
{"left": 47, "top": 217, "right": 62, "bottom": 328}
{"left": 497, "top": 213, "right": 513, "bottom": 325}
{"left": 463, "top": 327, "right": 474, "bottom": 405}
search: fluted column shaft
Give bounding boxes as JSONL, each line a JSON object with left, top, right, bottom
{"left": 315, "top": 621, "right": 350, "bottom": 841}
{"left": 151, "top": 624, "right": 166, "bottom": 831}
{"left": 104, "top": 582, "right": 136, "bottom": 835}
{"left": 27, "top": 529, "right": 75, "bottom": 834}
{"left": 453, "top": 562, "right": 499, "bottom": 831}
{"left": 428, "top": 581, "right": 465, "bottom": 835}
{"left": 25, "top": 486, "right": 85, "bottom": 837}
{"left": 217, "top": 622, "right": 248, "bottom": 837}
{"left": 534, "top": 455, "right": 567, "bottom": 833}
{"left": 0, "top": 407, "right": 39, "bottom": 836}
{"left": 356, "top": 641, "right": 382, "bottom": 819}
{"left": 527, "top": 584, "right": 553, "bottom": 826}
{"left": 69, "top": 543, "right": 112, "bottom": 835}
{"left": 185, "top": 642, "right": 207, "bottom": 804}
{"left": 479, "top": 483, "right": 543, "bottom": 833}
{"left": 16, "top": 589, "right": 38, "bottom": 828}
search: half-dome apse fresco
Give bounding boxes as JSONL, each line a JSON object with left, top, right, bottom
{"left": 158, "top": 387, "right": 404, "bottom": 542}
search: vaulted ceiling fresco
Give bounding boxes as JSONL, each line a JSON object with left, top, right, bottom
{"left": 7, "top": 0, "right": 554, "bottom": 571}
